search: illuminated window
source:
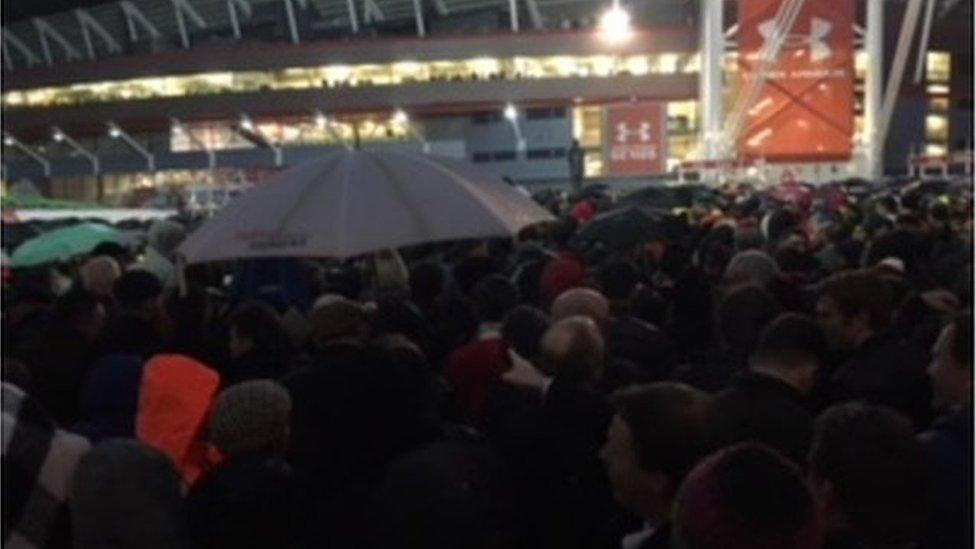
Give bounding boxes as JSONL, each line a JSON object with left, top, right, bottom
{"left": 926, "top": 143, "right": 947, "bottom": 156}
{"left": 925, "top": 114, "right": 948, "bottom": 142}
{"left": 930, "top": 97, "right": 950, "bottom": 111}
{"left": 3, "top": 52, "right": 696, "bottom": 109}
{"left": 926, "top": 52, "right": 950, "bottom": 83}
{"left": 927, "top": 84, "right": 950, "bottom": 95}
{"left": 855, "top": 51, "right": 868, "bottom": 80}
{"left": 667, "top": 101, "right": 698, "bottom": 133}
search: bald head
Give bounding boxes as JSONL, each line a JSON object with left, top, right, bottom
{"left": 539, "top": 316, "right": 605, "bottom": 382}
{"left": 550, "top": 287, "right": 610, "bottom": 326}
{"left": 81, "top": 256, "right": 121, "bottom": 299}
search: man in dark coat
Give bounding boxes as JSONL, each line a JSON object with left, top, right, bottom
{"left": 919, "top": 312, "right": 973, "bottom": 549}
{"left": 491, "top": 316, "right": 615, "bottom": 548}
{"left": 816, "top": 269, "right": 931, "bottom": 426}
{"left": 808, "top": 403, "right": 927, "bottom": 549}
{"left": 715, "top": 313, "right": 827, "bottom": 464}
{"left": 97, "top": 270, "right": 165, "bottom": 359}
{"left": 18, "top": 288, "right": 106, "bottom": 425}
{"left": 601, "top": 382, "right": 719, "bottom": 549}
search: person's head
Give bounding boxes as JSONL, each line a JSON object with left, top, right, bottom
{"left": 71, "top": 439, "right": 188, "bottom": 549}
{"left": 472, "top": 275, "right": 518, "bottom": 324}
{"left": 113, "top": 270, "right": 164, "bottom": 319}
{"left": 537, "top": 316, "right": 604, "bottom": 382}
{"left": 724, "top": 250, "right": 780, "bottom": 288}
{"left": 716, "top": 285, "right": 781, "bottom": 358}
{"left": 227, "top": 301, "right": 290, "bottom": 360}
{"left": 501, "top": 305, "right": 550, "bottom": 362}
{"left": 91, "top": 241, "right": 131, "bottom": 266}
{"left": 597, "top": 259, "right": 640, "bottom": 305}
{"left": 81, "top": 256, "right": 122, "bottom": 299}
{"left": 600, "top": 382, "right": 717, "bottom": 522}
{"left": 54, "top": 287, "right": 107, "bottom": 343}
{"left": 370, "top": 440, "right": 518, "bottom": 549}
{"left": 629, "top": 285, "right": 667, "bottom": 327}
{"left": 146, "top": 219, "right": 186, "bottom": 259}
{"left": 550, "top": 287, "right": 610, "bottom": 326}
{"left": 750, "top": 313, "right": 828, "bottom": 394}
{"left": 928, "top": 311, "right": 973, "bottom": 411}
{"left": 808, "top": 403, "right": 926, "bottom": 547}
{"left": 816, "top": 270, "right": 892, "bottom": 350}
{"left": 409, "top": 262, "right": 444, "bottom": 303}
{"left": 673, "top": 443, "right": 822, "bottom": 549}
{"left": 208, "top": 380, "right": 291, "bottom": 459}
{"left": 308, "top": 296, "right": 370, "bottom": 350}
{"left": 549, "top": 215, "right": 579, "bottom": 248}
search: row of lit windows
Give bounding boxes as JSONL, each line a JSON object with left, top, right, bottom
{"left": 925, "top": 52, "right": 951, "bottom": 156}
{"left": 1, "top": 52, "right": 701, "bottom": 109}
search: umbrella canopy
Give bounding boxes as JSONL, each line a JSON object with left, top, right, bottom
{"left": 10, "top": 222, "right": 121, "bottom": 268}
{"left": 619, "top": 184, "right": 711, "bottom": 210}
{"left": 2, "top": 221, "right": 41, "bottom": 252}
{"left": 178, "top": 150, "right": 555, "bottom": 264}
{"left": 574, "top": 205, "right": 670, "bottom": 250}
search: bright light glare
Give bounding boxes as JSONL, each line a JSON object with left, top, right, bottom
{"left": 504, "top": 104, "right": 518, "bottom": 121}
{"left": 598, "top": 5, "right": 632, "bottom": 44}
{"left": 239, "top": 116, "right": 254, "bottom": 132}
{"left": 3, "top": 135, "right": 14, "bottom": 146}
{"left": 392, "top": 109, "right": 409, "bottom": 125}
{"left": 315, "top": 112, "right": 328, "bottom": 128}
{"left": 52, "top": 129, "right": 65, "bottom": 142}
{"left": 108, "top": 124, "right": 121, "bottom": 138}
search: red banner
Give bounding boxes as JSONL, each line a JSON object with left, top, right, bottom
{"left": 604, "top": 102, "right": 667, "bottom": 176}
{"left": 738, "top": 0, "right": 854, "bottom": 162}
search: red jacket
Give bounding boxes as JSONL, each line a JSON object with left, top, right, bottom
{"left": 443, "top": 338, "right": 510, "bottom": 426}
{"left": 136, "top": 354, "right": 222, "bottom": 486}
{"left": 540, "top": 252, "right": 586, "bottom": 308}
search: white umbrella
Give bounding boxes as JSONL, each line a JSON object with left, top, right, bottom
{"left": 177, "top": 150, "right": 555, "bottom": 264}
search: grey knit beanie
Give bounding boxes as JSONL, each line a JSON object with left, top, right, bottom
{"left": 208, "top": 380, "right": 291, "bottom": 458}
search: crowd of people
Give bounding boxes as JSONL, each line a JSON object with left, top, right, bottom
{"left": 1, "top": 177, "right": 972, "bottom": 549}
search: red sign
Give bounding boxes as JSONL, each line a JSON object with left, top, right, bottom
{"left": 738, "top": 0, "right": 854, "bottom": 162}
{"left": 604, "top": 102, "right": 667, "bottom": 176}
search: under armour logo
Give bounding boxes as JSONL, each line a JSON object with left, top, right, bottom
{"left": 616, "top": 121, "right": 652, "bottom": 143}
{"left": 758, "top": 17, "right": 833, "bottom": 62}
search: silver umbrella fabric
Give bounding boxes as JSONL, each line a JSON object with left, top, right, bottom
{"left": 178, "top": 150, "right": 555, "bottom": 263}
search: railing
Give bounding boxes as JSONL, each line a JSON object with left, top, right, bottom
{"left": 907, "top": 150, "right": 974, "bottom": 179}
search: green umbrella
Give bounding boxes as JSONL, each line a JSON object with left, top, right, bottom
{"left": 10, "top": 222, "right": 121, "bottom": 268}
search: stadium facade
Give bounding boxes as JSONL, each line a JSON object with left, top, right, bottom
{"left": 0, "top": 0, "right": 971, "bottom": 205}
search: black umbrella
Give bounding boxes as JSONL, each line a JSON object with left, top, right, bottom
{"left": 1, "top": 221, "right": 40, "bottom": 252}
{"left": 619, "top": 184, "right": 711, "bottom": 210}
{"left": 567, "top": 183, "right": 611, "bottom": 204}
{"left": 574, "top": 205, "right": 670, "bottom": 250}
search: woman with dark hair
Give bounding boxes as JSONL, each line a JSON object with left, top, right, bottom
{"left": 224, "top": 301, "right": 294, "bottom": 385}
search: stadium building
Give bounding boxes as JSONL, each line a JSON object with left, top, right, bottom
{"left": 0, "top": 0, "right": 972, "bottom": 206}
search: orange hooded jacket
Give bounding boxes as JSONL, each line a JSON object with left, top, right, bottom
{"left": 136, "top": 354, "right": 222, "bottom": 486}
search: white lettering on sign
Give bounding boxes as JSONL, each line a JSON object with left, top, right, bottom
{"left": 758, "top": 16, "right": 833, "bottom": 62}
{"left": 610, "top": 144, "right": 658, "bottom": 161}
{"left": 615, "top": 122, "right": 653, "bottom": 143}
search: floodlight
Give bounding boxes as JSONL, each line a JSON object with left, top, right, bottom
{"left": 599, "top": 4, "right": 632, "bottom": 44}
{"left": 504, "top": 103, "right": 518, "bottom": 121}
{"left": 108, "top": 124, "right": 121, "bottom": 138}
{"left": 52, "top": 128, "right": 65, "bottom": 142}
{"left": 392, "top": 109, "right": 409, "bottom": 125}
{"left": 239, "top": 115, "right": 254, "bottom": 132}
